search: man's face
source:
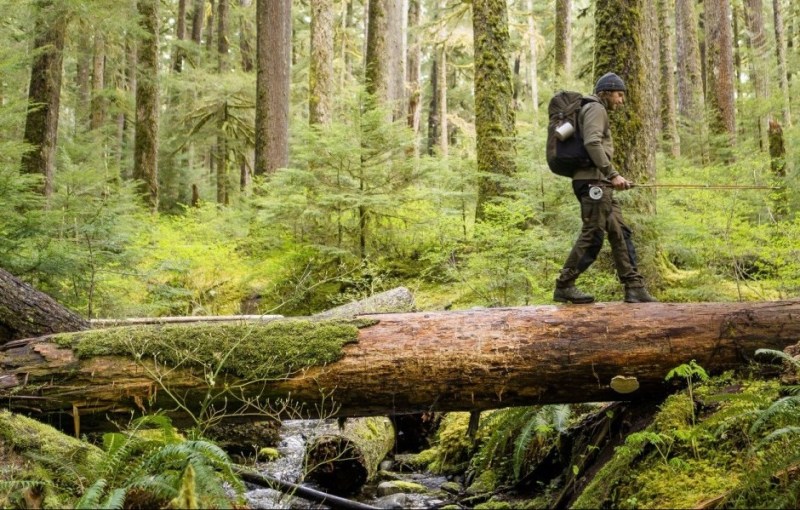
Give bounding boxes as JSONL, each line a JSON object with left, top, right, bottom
{"left": 607, "top": 91, "right": 625, "bottom": 111}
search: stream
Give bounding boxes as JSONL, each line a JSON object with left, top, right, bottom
{"left": 244, "top": 419, "right": 456, "bottom": 509}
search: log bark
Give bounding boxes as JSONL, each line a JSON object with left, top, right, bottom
{"left": 305, "top": 417, "right": 394, "bottom": 495}
{"left": 1, "top": 300, "right": 799, "bottom": 433}
{"left": 0, "top": 268, "right": 89, "bottom": 344}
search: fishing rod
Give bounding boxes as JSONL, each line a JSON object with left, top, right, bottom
{"left": 630, "top": 183, "right": 781, "bottom": 190}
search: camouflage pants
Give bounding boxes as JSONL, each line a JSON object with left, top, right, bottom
{"left": 556, "top": 180, "right": 644, "bottom": 289}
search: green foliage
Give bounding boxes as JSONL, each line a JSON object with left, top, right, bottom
{"left": 469, "top": 405, "right": 572, "bottom": 485}
{"left": 70, "top": 415, "right": 244, "bottom": 509}
{"left": 257, "top": 88, "right": 418, "bottom": 262}
{"left": 572, "top": 371, "right": 800, "bottom": 509}
{"left": 418, "top": 413, "right": 475, "bottom": 475}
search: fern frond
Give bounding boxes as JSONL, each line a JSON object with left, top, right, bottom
{"left": 550, "top": 404, "right": 572, "bottom": 433}
{"left": 755, "top": 348, "right": 800, "bottom": 370}
{"left": 750, "top": 396, "right": 800, "bottom": 434}
{"left": 0, "top": 480, "right": 51, "bottom": 492}
{"left": 101, "top": 488, "right": 128, "bottom": 510}
{"left": 756, "top": 426, "right": 800, "bottom": 447}
{"left": 75, "top": 478, "right": 108, "bottom": 509}
{"left": 512, "top": 412, "right": 541, "bottom": 481}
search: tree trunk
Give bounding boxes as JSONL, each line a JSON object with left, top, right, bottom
{"left": 133, "top": 0, "right": 160, "bottom": 211}
{"left": 216, "top": 0, "right": 230, "bottom": 204}
{"left": 658, "top": 0, "right": 680, "bottom": 157}
{"left": 365, "top": 0, "right": 389, "bottom": 102}
{"left": 90, "top": 33, "right": 106, "bottom": 131}
{"left": 0, "top": 268, "right": 89, "bottom": 343}
{"left": 2, "top": 300, "right": 798, "bottom": 433}
{"left": 743, "top": 0, "right": 770, "bottom": 150}
{"left": 239, "top": 0, "right": 255, "bottom": 72}
{"left": 473, "top": 0, "right": 517, "bottom": 219}
{"left": 768, "top": 119, "right": 788, "bottom": 219}
{"left": 22, "top": 0, "right": 68, "bottom": 198}
{"left": 206, "top": 0, "right": 216, "bottom": 52}
{"left": 254, "top": 0, "right": 291, "bottom": 176}
{"left": 387, "top": 0, "right": 406, "bottom": 121}
{"left": 675, "top": 0, "right": 706, "bottom": 160}
{"left": 406, "top": 0, "right": 422, "bottom": 134}
{"left": 191, "top": 0, "right": 205, "bottom": 45}
{"left": 554, "top": 0, "right": 572, "bottom": 79}
{"left": 305, "top": 417, "right": 395, "bottom": 495}
{"left": 173, "top": 0, "right": 187, "bottom": 72}
{"left": 595, "top": 0, "right": 657, "bottom": 192}
{"left": 75, "top": 28, "right": 92, "bottom": 133}
{"left": 527, "top": 0, "right": 539, "bottom": 113}
{"left": 310, "top": 0, "right": 334, "bottom": 125}
{"left": 772, "top": 0, "right": 791, "bottom": 127}
{"left": 705, "top": 0, "right": 736, "bottom": 143}
{"left": 427, "top": 55, "right": 439, "bottom": 156}
{"left": 217, "top": 0, "right": 229, "bottom": 72}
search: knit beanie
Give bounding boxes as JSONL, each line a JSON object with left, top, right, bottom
{"left": 594, "top": 72, "right": 626, "bottom": 93}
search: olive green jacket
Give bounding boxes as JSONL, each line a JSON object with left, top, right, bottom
{"left": 573, "top": 95, "right": 620, "bottom": 181}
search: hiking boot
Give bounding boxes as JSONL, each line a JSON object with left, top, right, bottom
{"left": 624, "top": 287, "right": 658, "bottom": 303}
{"left": 554, "top": 286, "right": 595, "bottom": 304}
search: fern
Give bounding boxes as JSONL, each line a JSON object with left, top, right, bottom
{"left": 750, "top": 395, "right": 800, "bottom": 435}
{"left": 755, "top": 348, "right": 800, "bottom": 370}
{"left": 65, "top": 415, "right": 243, "bottom": 508}
{"left": 512, "top": 411, "right": 541, "bottom": 481}
{"left": 756, "top": 426, "right": 800, "bottom": 446}
{"left": 75, "top": 479, "right": 108, "bottom": 509}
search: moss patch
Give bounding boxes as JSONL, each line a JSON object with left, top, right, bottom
{"left": 0, "top": 411, "right": 105, "bottom": 507}
{"left": 52, "top": 318, "right": 376, "bottom": 379}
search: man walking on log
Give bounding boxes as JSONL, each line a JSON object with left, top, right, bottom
{"left": 553, "top": 73, "right": 657, "bottom": 304}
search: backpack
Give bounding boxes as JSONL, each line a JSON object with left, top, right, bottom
{"left": 546, "top": 91, "right": 599, "bottom": 177}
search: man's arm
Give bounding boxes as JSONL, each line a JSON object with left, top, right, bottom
{"left": 581, "top": 103, "right": 619, "bottom": 180}
{"left": 582, "top": 103, "right": 629, "bottom": 189}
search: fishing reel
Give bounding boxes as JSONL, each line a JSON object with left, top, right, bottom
{"left": 589, "top": 186, "right": 604, "bottom": 200}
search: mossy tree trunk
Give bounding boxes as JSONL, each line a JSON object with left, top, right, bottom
{"left": 772, "top": 0, "right": 791, "bottom": 127}
{"left": 675, "top": 0, "right": 707, "bottom": 161}
{"left": 473, "top": 0, "right": 517, "bottom": 220}
{"left": 21, "top": 0, "right": 68, "bottom": 198}
{"left": 0, "top": 268, "right": 89, "bottom": 344}
{"left": 2, "top": 301, "right": 799, "bottom": 434}
{"left": 310, "top": 0, "right": 334, "bottom": 126}
{"left": 554, "top": 0, "right": 572, "bottom": 79}
{"left": 133, "top": 0, "right": 160, "bottom": 211}
{"left": 594, "top": 0, "right": 657, "bottom": 199}
{"left": 705, "top": 0, "right": 737, "bottom": 145}
{"left": 658, "top": 0, "right": 680, "bottom": 157}
{"left": 743, "top": 0, "right": 770, "bottom": 150}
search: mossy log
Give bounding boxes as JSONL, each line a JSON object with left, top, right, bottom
{"left": 1, "top": 300, "right": 799, "bottom": 433}
{"left": 0, "top": 268, "right": 89, "bottom": 343}
{"left": 304, "top": 417, "right": 395, "bottom": 495}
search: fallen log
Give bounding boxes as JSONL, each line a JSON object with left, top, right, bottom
{"left": 1, "top": 300, "right": 799, "bottom": 432}
{"left": 0, "top": 267, "right": 89, "bottom": 343}
{"left": 304, "top": 417, "right": 395, "bottom": 495}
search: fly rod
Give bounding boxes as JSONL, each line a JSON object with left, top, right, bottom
{"left": 630, "top": 183, "right": 781, "bottom": 190}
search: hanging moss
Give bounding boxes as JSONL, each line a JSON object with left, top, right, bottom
{"left": 50, "top": 318, "right": 376, "bottom": 380}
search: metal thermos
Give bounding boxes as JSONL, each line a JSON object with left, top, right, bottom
{"left": 555, "top": 122, "right": 575, "bottom": 141}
